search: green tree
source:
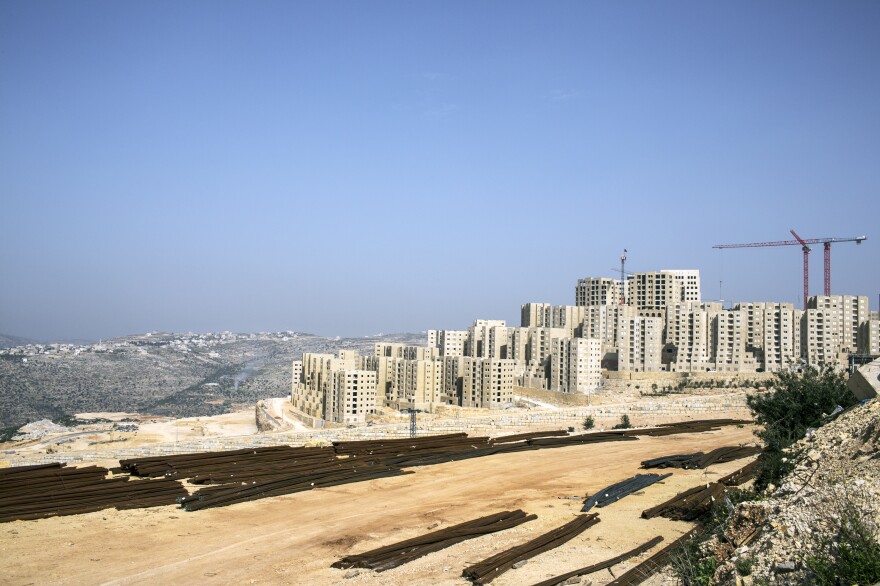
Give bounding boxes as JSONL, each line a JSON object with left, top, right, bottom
{"left": 747, "top": 366, "right": 856, "bottom": 490}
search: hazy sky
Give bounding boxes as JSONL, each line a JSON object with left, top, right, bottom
{"left": 1, "top": 1, "right": 878, "bottom": 342}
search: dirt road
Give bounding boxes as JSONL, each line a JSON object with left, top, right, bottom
{"left": 0, "top": 425, "right": 756, "bottom": 586}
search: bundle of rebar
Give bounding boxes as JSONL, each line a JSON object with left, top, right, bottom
{"left": 489, "top": 430, "right": 570, "bottom": 444}
{"left": 0, "top": 462, "right": 187, "bottom": 522}
{"left": 606, "top": 529, "right": 699, "bottom": 586}
{"left": 332, "top": 509, "right": 537, "bottom": 572}
{"left": 623, "top": 419, "right": 751, "bottom": 437}
{"left": 581, "top": 473, "right": 672, "bottom": 512}
{"left": 529, "top": 535, "right": 664, "bottom": 586}
{"left": 462, "top": 514, "right": 600, "bottom": 584}
{"left": 640, "top": 445, "right": 762, "bottom": 470}
{"left": 120, "top": 445, "right": 334, "bottom": 478}
{"left": 718, "top": 459, "right": 759, "bottom": 486}
{"left": 641, "top": 482, "right": 727, "bottom": 521}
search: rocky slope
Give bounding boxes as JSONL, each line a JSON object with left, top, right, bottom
{"left": 712, "top": 398, "right": 880, "bottom": 584}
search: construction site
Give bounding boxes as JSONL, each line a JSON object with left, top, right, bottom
{"left": 0, "top": 383, "right": 765, "bottom": 586}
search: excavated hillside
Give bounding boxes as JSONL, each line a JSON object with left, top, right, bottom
{"left": 708, "top": 398, "right": 880, "bottom": 584}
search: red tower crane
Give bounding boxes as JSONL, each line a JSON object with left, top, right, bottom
{"left": 712, "top": 232, "right": 867, "bottom": 310}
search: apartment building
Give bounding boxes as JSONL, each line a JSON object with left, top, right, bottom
{"left": 802, "top": 296, "right": 869, "bottom": 367}
{"left": 461, "top": 357, "right": 515, "bottom": 409}
{"left": 467, "top": 319, "right": 508, "bottom": 358}
{"left": 293, "top": 350, "right": 377, "bottom": 424}
{"left": 390, "top": 358, "right": 445, "bottom": 409}
{"left": 617, "top": 315, "right": 663, "bottom": 372}
{"left": 521, "top": 304, "right": 585, "bottom": 338}
{"left": 427, "top": 329, "right": 467, "bottom": 357}
{"left": 329, "top": 369, "right": 377, "bottom": 425}
{"left": 626, "top": 270, "right": 701, "bottom": 316}
{"left": 859, "top": 317, "right": 880, "bottom": 355}
{"left": 714, "top": 309, "right": 759, "bottom": 372}
{"left": 664, "top": 302, "right": 722, "bottom": 372}
{"left": 290, "top": 359, "right": 302, "bottom": 395}
{"left": 575, "top": 277, "right": 623, "bottom": 307}
{"left": 735, "top": 302, "right": 801, "bottom": 372}
{"left": 550, "top": 337, "right": 602, "bottom": 394}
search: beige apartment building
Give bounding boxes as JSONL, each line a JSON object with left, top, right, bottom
{"left": 550, "top": 337, "right": 602, "bottom": 394}
{"left": 467, "top": 319, "right": 508, "bottom": 358}
{"left": 617, "top": 315, "right": 663, "bottom": 372}
{"left": 293, "top": 350, "right": 378, "bottom": 424}
{"left": 330, "top": 369, "right": 377, "bottom": 425}
{"left": 714, "top": 309, "right": 758, "bottom": 372}
{"left": 664, "top": 302, "right": 722, "bottom": 372}
{"left": 735, "top": 302, "right": 802, "bottom": 372}
{"left": 521, "top": 303, "right": 585, "bottom": 338}
{"left": 626, "top": 270, "right": 701, "bottom": 316}
{"left": 859, "top": 317, "right": 880, "bottom": 355}
{"left": 575, "top": 277, "right": 623, "bottom": 307}
{"left": 389, "top": 357, "right": 445, "bottom": 409}
{"left": 290, "top": 359, "right": 302, "bottom": 395}
{"left": 802, "top": 295, "right": 869, "bottom": 367}
{"left": 461, "top": 357, "right": 515, "bottom": 409}
{"left": 427, "top": 329, "right": 467, "bottom": 357}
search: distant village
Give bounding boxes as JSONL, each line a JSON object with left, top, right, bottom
{"left": 292, "top": 269, "right": 880, "bottom": 426}
{"left": 0, "top": 331, "right": 303, "bottom": 359}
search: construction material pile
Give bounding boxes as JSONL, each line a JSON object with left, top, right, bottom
{"left": 0, "top": 462, "right": 186, "bottom": 522}
{"left": 606, "top": 529, "right": 699, "bottom": 586}
{"left": 1, "top": 418, "right": 752, "bottom": 521}
{"left": 581, "top": 473, "right": 672, "bottom": 512}
{"left": 641, "top": 481, "right": 728, "bottom": 522}
{"left": 462, "top": 513, "right": 600, "bottom": 584}
{"left": 332, "top": 509, "right": 536, "bottom": 572}
{"left": 640, "top": 445, "right": 762, "bottom": 469}
{"left": 531, "top": 535, "right": 664, "bottom": 586}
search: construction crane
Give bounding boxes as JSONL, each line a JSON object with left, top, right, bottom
{"left": 713, "top": 231, "right": 867, "bottom": 309}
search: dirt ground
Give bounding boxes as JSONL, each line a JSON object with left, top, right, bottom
{"left": 0, "top": 425, "right": 756, "bottom": 586}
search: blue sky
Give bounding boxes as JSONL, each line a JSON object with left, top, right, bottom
{"left": 1, "top": 1, "right": 878, "bottom": 341}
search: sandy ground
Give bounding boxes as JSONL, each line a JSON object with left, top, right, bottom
{"left": 0, "top": 425, "right": 756, "bottom": 586}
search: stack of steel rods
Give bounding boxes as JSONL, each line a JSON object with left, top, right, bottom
{"left": 529, "top": 535, "right": 664, "bottom": 586}
{"left": 120, "top": 445, "right": 333, "bottom": 478}
{"left": 606, "top": 529, "right": 699, "bottom": 586}
{"left": 641, "top": 482, "right": 727, "bottom": 521}
{"left": 623, "top": 419, "right": 752, "bottom": 437}
{"left": 332, "top": 510, "right": 537, "bottom": 572}
{"left": 462, "top": 514, "right": 600, "bottom": 584}
{"left": 640, "top": 445, "right": 762, "bottom": 470}
{"left": 490, "top": 430, "right": 569, "bottom": 444}
{"left": 526, "top": 431, "right": 638, "bottom": 447}
{"left": 0, "top": 463, "right": 187, "bottom": 522}
{"left": 718, "top": 459, "right": 759, "bottom": 486}
{"left": 581, "top": 473, "right": 672, "bottom": 512}
{"left": 180, "top": 464, "right": 411, "bottom": 511}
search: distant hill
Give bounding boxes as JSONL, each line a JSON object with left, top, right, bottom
{"left": 0, "top": 331, "right": 425, "bottom": 431}
{"left": 0, "top": 334, "right": 35, "bottom": 349}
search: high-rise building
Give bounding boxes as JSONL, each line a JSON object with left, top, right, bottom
{"left": 617, "top": 315, "right": 663, "bottom": 372}
{"left": 626, "top": 270, "right": 701, "bottom": 316}
{"left": 550, "top": 337, "right": 602, "bottom": 393}
{"left": 575, "top": 277, "right": 623, "bottom": 307}
{"left": 802, "top": 296, "right": 869, "bottom": 366}
{"left": 461, "top": 357, "right": 515, "bottom": 409}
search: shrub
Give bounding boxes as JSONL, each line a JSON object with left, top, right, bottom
{"left": 804, "top": 497, "right": 880, "bottom": 585}
{"left": 582, "top": 416, "right": 595, "bottom": 430}
{"left": 735, "top": 556, "right": 753, "bottom": 576}
{"left": 669, "top": 534, "right": 717, "bottom": 586}
{"left": 612, "top": 414, "right": 632, "bottom": 429}
{"left": 746, "top": 366, "right": 856, "bottom": 491}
